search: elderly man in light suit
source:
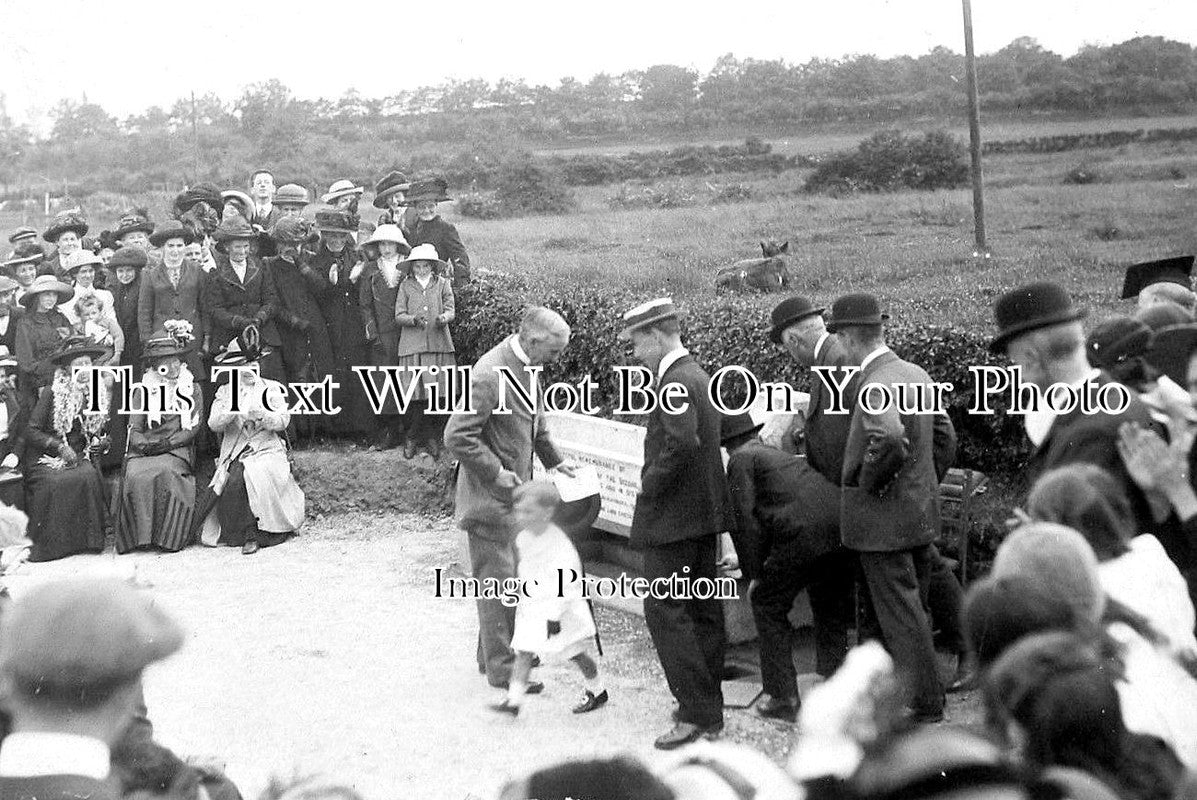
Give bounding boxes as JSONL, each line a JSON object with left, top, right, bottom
{"left": 831, "top": 293, "right": 950, "bottom": 723}
{"left": 444, "top": 307, "right": 576, "bottom": 693}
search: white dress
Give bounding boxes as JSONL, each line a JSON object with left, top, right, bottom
{"left": 1099, "top": 534, "right": 1197, "bottom": 657}
{"left": 509, "top": 523, "right": 596, "bottom": 660}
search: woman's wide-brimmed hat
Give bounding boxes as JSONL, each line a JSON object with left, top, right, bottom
{"left": 618, "top": 297, "right": 684, "bottom": 341}
{"left": 213, "top": 335, "right": 270, "bottom": 367}
{"left": 989, "top": 282, "right": 1087, "bottom": 355}
{"left": 269, "top": 217, "right": 319, "bottom": 245}
{"left": 112, "top": 209, "right": 155, "bottom": 240}
{"left": 141, "top": 327, "right": 194, "bottom": 363}
{"left": 825, "top": 293, "right": 890, "bottom": 333}
{"left": 212, "top": 212, "right": 257, "bottom": 243}
{"left": 362, "top": 224, "right": 411, "bottom": 254}
{"left": 221, "top": 190, "right": 256, "bottom": 219}
{"left": 314, "top": 209, "right": 356, "bottom": 234}
{"left": 149, "top": 224, "right": 197, "bottom": 248}
{"left": 322, "top": 179, "right": 365, "bottom": 204}
{"left": 372, "top": 171, "right": 411, "bottom": 209}
{"left": 49, "top": 334, "right": 108, "bottom": 366}
{"left": 43, "top": 211, "right": 89, "bottom": 243}
{"left": 108, "top": 246, "right": 148, "bottom": 271}
{"left": 396, "top": 243, "right": 447, "bottom": 272}
{"left": 273, "top": 184, "right": 310, "bottom": 208}
{"left": 3, "top": 242, "right": 45, "bottom": 269}
{"left": 401, "top": 176, "right": 452, "bottom": 205}
{"left": 63, "top": 250, "right": 105, "bottom": 277}
{"left": 768, "top": 296, "right": 826, "bottom": 344}
{"left": 173, "top": 183, "right": 224, "bottom": 217}
{"left": 19, "top": 275, "right": 74, "bottom": 308}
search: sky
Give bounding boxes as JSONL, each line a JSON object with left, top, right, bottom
{"left": 2, "top": 0, "right": 1195, "bottom": 129}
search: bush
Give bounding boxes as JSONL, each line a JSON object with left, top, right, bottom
{"left": 708, "top": 182, "right": 753, "bottom": 204}
{"left": 455, "top": 192, "right": 503, "bottom": 220}
{"left": 454, "top": 273, "right": 1031, "bottom": 478}
{"left": 805, "top": 129, "right": 970, "bottom": 194}
{"left": 1064, "top": 163, "right": 1101, "bottom": 184}
{"left": 456, "top": 157, "right": 576, "bottom": 219}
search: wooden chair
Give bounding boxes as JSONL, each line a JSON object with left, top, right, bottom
{"left": 937, "top": 467, "right": 989, "bottom": 584}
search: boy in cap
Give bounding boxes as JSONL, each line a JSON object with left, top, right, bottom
{"left": 0, "top": 578, "right": 183, "bottom": 799}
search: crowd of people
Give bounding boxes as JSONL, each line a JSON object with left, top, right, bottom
{"left": 0, "top": 170, "right": 473, "bottom": 560}
{"left": 4, "top": 168, "right": 1197, "bottom": 799}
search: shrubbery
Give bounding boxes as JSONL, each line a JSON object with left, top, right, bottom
{"left": 805, "top": 130, "right": 970, "bottom": 194}
{"left": 454, "top": 273, "right": 1031, "bottom": 478}
{"left": 606, "top": 182, "right": 697, "bottom": 210}
{"left": 457, "top": 157, "right": 576, "bottom": 219}
{"left": 553, "top": 139, "right": 804, "bottom": 186}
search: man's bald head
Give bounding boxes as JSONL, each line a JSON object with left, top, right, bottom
{"left": 518, "top": 307, "right": 571, "bottom": 366}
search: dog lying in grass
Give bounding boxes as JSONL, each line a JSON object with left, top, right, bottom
{"left": 715, "top": 240, "right": 791, "bottom": 293}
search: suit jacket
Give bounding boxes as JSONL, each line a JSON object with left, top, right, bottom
{"left": 804, "top": 335, "right": 855, "bottom": 484}
{"left": 0, "top": 774, "right": 119, "bottom": 800}
{"left": 137, "top": 262, "right": 207, "bottom": 342}
{"left": 409, "top": 216, "right": 471, "bottom": 287}
{"left": 726, "top": 440, "right": 841, "bottom": 581}
{"left": 444, "top": 336, "right": 562, "bottom": 533}
{"left": 630, "top": 354, "right": 733, "bottom": 548}
{"left": 1027, "top": 372, "right": 1162, "bottom": 539}
{"left": 841, "top": 349, "right": 946, "bottom": 552}
{"left": 204, "top": 254, "right": 281, "bottom": 350}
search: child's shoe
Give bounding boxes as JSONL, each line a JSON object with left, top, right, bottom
{"left": 490, "top": 699, "right": 520, "bottom": 717}
{"left": 572, "top": 689, "right": 608, "bottom": 714}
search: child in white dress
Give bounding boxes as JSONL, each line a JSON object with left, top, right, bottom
{"left": 491, "top": 480, "right": 607, "bottom": 717}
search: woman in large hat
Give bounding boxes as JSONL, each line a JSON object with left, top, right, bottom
{"left": 372, "top": 170, "right": 415, "bottom": 237}
{"left": 114, "top": 324, "right": 203, "bottom": 554}
{"left": 60, "top": 250, "right": 118, "bottom": 324}
{"left": 14, "top": 275, "right": 74, "bottom": 405}
{"left": 393, "top": 243, "right": 457, "bottom": 459}
{"left": 111, "top": 208, "right": 155, "bottom": 251}
{"left": 39, "top": 211, "right": 89, "bottom": 280}
{"left": 357, "top": 224, "right": 411, "bottom": 449}
{"left": 264, "top": 217, "right": 333, "bottom": 395}
{"left": 3, "top": 242, "right": 44, "bottom": 305}
{"left": 403, "top": 176, "right": 471, "bottom": 288}
{"left": 197, "top": 336, "right": 304, "bottom": 555}
{"left": 205, "top": 213, "right": 283, "bottom": 379}
{"left": 140, "top": 224, "right": 207, "bottom": 374}
{"left": 22, "top": 335, "right": 112, "bottom": 562}
{"left": 109, "top": 246, "right": 148, "bottom": 367}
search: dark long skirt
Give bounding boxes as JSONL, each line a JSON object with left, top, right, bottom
{"left": 114, "top": 453, "right": 195, "bottom": 553}
{"left": 25, "top": 461, "right": 107, "bottom": 562}
{"left": 199, "top": 461, "right": 288, "bottom": 549}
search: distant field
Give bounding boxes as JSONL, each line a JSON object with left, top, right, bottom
{"left": 536, "top": 113, "right": 1197, "bottom": 159}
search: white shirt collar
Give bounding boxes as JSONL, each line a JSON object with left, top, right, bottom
{"left": 0, "top": 731, "right": 110, "bottom": 779}
{"left": 230, "top": 259, "right": 248, "bottom": 282}
{"left": 813, "top": 331, "right": 831, "bottom": 362}
{"left": 509, "top": 335, "right": 530, "bottom": 366}
{"left": 859, "top": 345, "right": 891, "bottom": 372}
{"left": 1024, "top": 367, "right": 1102, "bottom": 446}
{"left": 658, "top": 347, "right": 689, "bottom": 380}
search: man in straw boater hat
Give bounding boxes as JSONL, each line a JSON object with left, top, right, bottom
{"left": 444, "top": 306, "right": 578, "bottom": 694}
{"left": 1122, "top": 255, "right": 1196, "bottom": 316}
{"left": 7, "top": 226, "right": 38, "bottom": 250}
{"left": 403, "top": 176, "right": 471, "bottom": 288}
{"left": 990, "top": 282, "right": 1167, "bottom": 538}
{"left": 206, "top": 213, "right": 284, "bottom": 381}
{"left": 828, "top": 292, "right": 953, "bottom": 723}
{"left": 619, "top": 297, "right": 733, "bottom": 749}
{"left": 0, "top": 577, "right": 184, "bottom": 800}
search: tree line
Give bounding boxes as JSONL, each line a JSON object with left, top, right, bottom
{"left": 1, "top": 35, "right": 1195, "bottom": 198}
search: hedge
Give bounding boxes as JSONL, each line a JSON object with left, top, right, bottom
{"left": 453, "top": 274, "right": 1031, "bottom": 478}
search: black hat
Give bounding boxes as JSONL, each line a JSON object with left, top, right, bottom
{"left": 720, "top": 412, "right": 763, "bottom": 445}
{"left": 1085, "top": 316, "right": 1152, "bottom": 372}
{"left": 43, "top": 211, "right": 88, "bottom": 243}
{"left": 401, "top": 176, "right": 452, "bottom": 205}
{"left": 826, "top": 293, "right": 889, "bottom": 333}
{"left": 108, "top": 246, "right": 148, "bottom": 271}
{"left": 1121, "top": 256, "right": 1194, "bottom": 300}
{"left": 372, "top": 170, "right": 411, "bottom": 209}
{"left": 269, "top": 217, "right": 319, "bottom": 245}
{"left": 768, "top": 296, "right": 825, "bottom": 344}
{"left": 49, "top": 335, "right": 109, "bottom": 365}
{"left": 149, "top": 224, "right": 196, "bottom": 248}
{"left": 989, "top": 282, "right": 1087, "bottom": 354}
{"left": 141, "top": 327, "right": 194, "bottom": 363}
{"left": 172, "top": 183, "right": 224, "bottom": 218}
{"left": 112, "top": 209, "right": 155, "bottom": 240}
{"left": 314, "top": 209, "right": 356, "bottom": 234}
{"left": 1146, "top": 324, "right": 1197, "bottom": 385}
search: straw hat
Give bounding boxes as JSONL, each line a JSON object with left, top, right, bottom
{"left": 19, "top": 275, "right": 74, "bottom": 308}
{"left": 362, "top": 224, "right": 410, "bottom": 253}
{"left": 322, "top": 179, "right": 365, "bottom": 204}
{"left": 396, "top": 243, "right": 448, "bottom": 272}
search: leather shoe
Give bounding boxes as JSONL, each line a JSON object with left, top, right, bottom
{"left": 572, "top": 689, "right": 609, "bottom": 714}
{"left": 490, "top": 700, "right": 520, "bottom": 717}
{"left": 241, "top": 540, "right": 260, "bottom": 555}
{"left": 755, "top": 695, "right": 799, "bottom": 723}
{"left": 493, "top": 680, "right": 543, "bottom": 695}
{"left": 654, "top": 721, "right": 723, "bottom": 750}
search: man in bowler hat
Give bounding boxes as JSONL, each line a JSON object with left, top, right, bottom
{"left": 0, "top": 578, "right": 184, "bottom": 800}
{"left": 831, "top": 292, "right": 950, "bottom": 722}
{"left": 622, "top": 298, "right": 733, "bottom": 749}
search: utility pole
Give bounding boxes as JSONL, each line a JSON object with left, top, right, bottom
{"left": 962, "top": 0, "right": 988, "bottom": 257}
{"left": 191, "top": 91, "right": 200, "bottom": 181}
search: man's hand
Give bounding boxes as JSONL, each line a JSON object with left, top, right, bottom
{"left": 1118, "top": 422, "right": 1187, "bottom": 494}
{"left": 495, "top": 469, "right": 522, "bottom": 491}
{"left": 553, "top": 462, "right": 578, "bottom": 478}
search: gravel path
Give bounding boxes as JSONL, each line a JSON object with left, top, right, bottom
{"left": 8, "top": 511, "right": 980, "bottom": 798}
